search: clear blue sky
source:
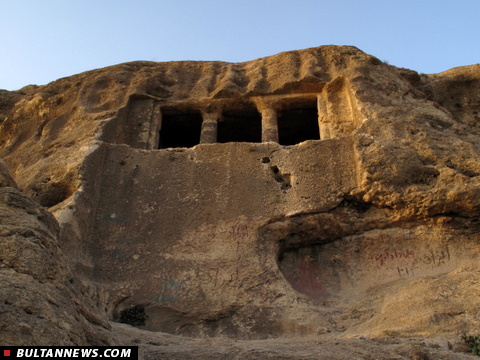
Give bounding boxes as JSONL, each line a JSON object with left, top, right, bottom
{"left": 1, "top": 0, "right": 479, "bottom": 90}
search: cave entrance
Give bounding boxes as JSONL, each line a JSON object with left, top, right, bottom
{"left": 217, "top": 105, "right": 262, "bottom": 143}
{"left": 278, "top": 100, "right": 320, "bottom": 145}
{"left": 158, "top": 110, "right": 203, "bottom": 149}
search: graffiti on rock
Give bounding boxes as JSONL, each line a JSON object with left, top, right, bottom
{"left": 156, "top": 279, "right": 185, "bottom": 304}
{"left": 421, "top": 247, "right": 451, "bottom": 266}
{"left": 373, "top": 249, "right": 415, "bottom": 266}
{"left": 369, "top": 245, "right": 451, "bottom": 279}
{"left": 206, "top": 222, "right": 249, "bottom": 241}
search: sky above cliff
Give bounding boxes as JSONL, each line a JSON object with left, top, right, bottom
{"left": 1, "top": 0, "right": 479, "bottom": 90}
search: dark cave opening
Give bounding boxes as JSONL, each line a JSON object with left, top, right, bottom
{"left": 158, "top": 110, "right": 203, "bottom": 149}
{"left": 118, "top": 305, "right": 147, "bottom": 327}
{"left": 278, "top": 104, "right": 320, "bottom": 145}
{"left": 217, "top": 106, "right": 262, "bottom": 143}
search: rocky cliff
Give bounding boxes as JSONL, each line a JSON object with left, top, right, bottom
{"left": 0, "top": 45, "right": 479, "bottom": 357}
{"left": 0, "top": 161, "right": 111, "bottom": 345}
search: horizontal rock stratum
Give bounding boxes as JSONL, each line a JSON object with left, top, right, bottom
{"left": 0, "top": 46, "right": 479, "bottom": 358}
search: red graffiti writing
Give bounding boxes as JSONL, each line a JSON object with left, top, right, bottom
{"left": 373, "top": 249, "right": 415, "bottom": 266}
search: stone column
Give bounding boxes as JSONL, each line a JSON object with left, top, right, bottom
{"left": 261, "top": 107, "right": 279, "bottom": 143}
{"left": 150, "top": 101, "right": 162, "bottom": 149}
{"left": 200, "top": 112, "right": 219, "bottom": 144}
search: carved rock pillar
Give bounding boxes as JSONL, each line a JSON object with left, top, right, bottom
{"left": 261, "top": 107, "right": 279, "bottom": 143}
{"left": 200, "top": 112, "right": 219, "bottom": 144}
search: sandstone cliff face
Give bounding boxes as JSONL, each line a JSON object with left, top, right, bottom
{"left": 0, "top": 161, "right": 112, "bottom": 345}
{"left": 1, "top": 46, "right": 479, "bottom": 346}
{"left": 0, "top": 90, "right": 25, "bottom": 125}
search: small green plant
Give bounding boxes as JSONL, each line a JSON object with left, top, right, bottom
{"left": 462, "top": 333, "right": 480, "bottom": 355}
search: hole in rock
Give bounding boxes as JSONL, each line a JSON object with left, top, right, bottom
{"left": 218, "top": 105, "right": 262, "bottom": 143}
{"left": 278, "top": 101, "right": 320, "bottom": 145}
{"left": 34, "top": 182, "right": 74, "bottom": 208}
{"left": 270, "top": 166, "right": 291, "bottom": 189}
{"left": 159, "top": 110, "right": 203, "bottom": 149}
{"left": 339, "top": 197, "right": 372, "bottom": 213}
{"left": 118, "top": 305, "right": 147, "bottom": 327}
{"left": 281, "top": 174, "right": 292, "bottom": 190}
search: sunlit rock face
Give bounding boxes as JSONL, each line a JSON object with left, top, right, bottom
{"left": 1, "top": 46, "right": 479, "bottom": 341}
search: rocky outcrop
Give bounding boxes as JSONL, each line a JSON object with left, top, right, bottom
{"left": 0, "top": 86, "right": 38, "bottom": 124}
{"left": 0, "top": 45, "right": 479, "bottom": 350}
{"left": 0, "top": 160, "right": 111, "bottom": 345}
{"left": 0, "top": 90, "right": 23, "bottom": 125}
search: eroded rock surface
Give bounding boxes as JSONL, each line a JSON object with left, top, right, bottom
{"left": 0, "top": 46, "right": 479, "bottom": 356}
{"left": 0, "top": 160, "right": 111, "bottom": 345}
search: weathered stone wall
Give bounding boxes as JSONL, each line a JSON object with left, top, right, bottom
{"left": 86, "top": 138, "right": 355, "bottom": 335}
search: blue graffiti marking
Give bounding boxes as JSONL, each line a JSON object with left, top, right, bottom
{"left": 156, "top": 279, "right": 184, "bottom": 304}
